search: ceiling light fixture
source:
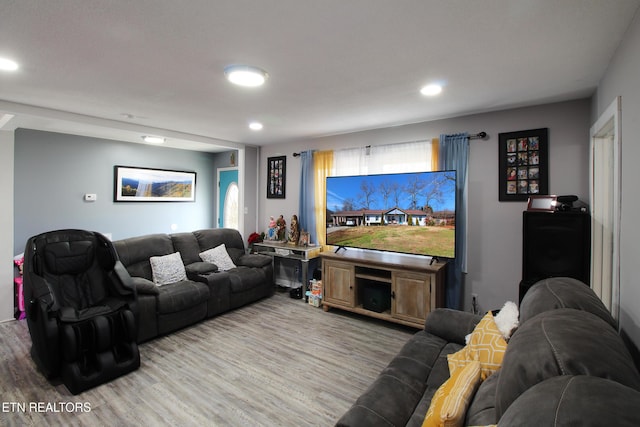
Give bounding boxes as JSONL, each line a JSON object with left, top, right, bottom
{"left": 420, "top": 84, "right": 443, "bottom": 96}
{"left": 224, "top": 65, "right": 268, "bottom": 87}
{"left": 142, "top": 136, "right": 165, "bottom": 144}
{"left": 0, "top": 57, "right": 19, "bottom": 71}
{"left": 249, "top": 122, "right": 263, "bottom": 131}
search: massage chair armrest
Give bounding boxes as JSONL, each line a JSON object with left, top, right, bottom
{"left": 25, "top": 273, "right": 57, "bottom": 315}
{"left": 424, "top": 308, "right": 483, "bottom": 345}
{"left": 27, "top": 297, "right": 61, "bottom": 378}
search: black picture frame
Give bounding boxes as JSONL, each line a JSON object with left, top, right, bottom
{"left": 267, "top": 156, "right": 286, "bottom": 199}
{"left": 499, "top": 128, "right": 548, "bottom": 201}
{"left": 114, "top": 165, "right": 196, "bottom": 202}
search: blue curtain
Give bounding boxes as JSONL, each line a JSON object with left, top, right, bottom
{"left": 298, "top": 150, "right": 316, "bottom": 244}
{"left": 438, "top": 133, "right": 469, "bottom": 310}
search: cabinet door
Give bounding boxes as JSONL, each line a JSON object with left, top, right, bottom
{"left": 323, "top": 260, "right": 355, "bottom": 307}
{"left": 392, "top": 271, "right": 431, "bottom": 324}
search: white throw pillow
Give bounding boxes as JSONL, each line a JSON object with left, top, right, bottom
{"left": 149, "top": 252, "right": 187, "bottom": 286}
{"left": 199, "top": 244, "right": 237, "bottom": 271}
{"left": 494, "top": 301, "right": 520, "bottom": 339}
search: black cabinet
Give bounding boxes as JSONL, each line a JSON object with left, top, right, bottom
{"left": 521, "top": 210, "right": 590, "bottom": 300}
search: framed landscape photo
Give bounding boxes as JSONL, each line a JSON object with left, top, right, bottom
{"left": 498, "top": 128, "right": 548, "bottom": 201}
{"left": 267, "top": 155, "right": 286, "bottom": 199}
{"left": 114, "top": 166, "right": 196, "bottom": 202}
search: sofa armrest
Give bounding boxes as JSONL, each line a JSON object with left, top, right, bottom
{"left": 424, "top": 308, "right": 483, "bottom": 345}
{"left": 237, "top": 254, "right": 272, "bottom": 268}
{"left": 185, "top": 261, "right": 219, "bottom": 275}
{"left": 130, "top": 277, "right": 159, "bottom": 295}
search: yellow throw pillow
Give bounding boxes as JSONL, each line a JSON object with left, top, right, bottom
{"left": 447, "top": 312, "right": 508, "bottom": 380}
{"left": 422, "top": 360, "right": 482, "bottom": 427}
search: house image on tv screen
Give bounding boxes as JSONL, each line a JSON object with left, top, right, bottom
{"left": 329, "top": 207, "right": 454, "bottom": 227}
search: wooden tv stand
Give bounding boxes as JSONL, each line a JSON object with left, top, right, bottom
{"left": 320, "top": 250, "right": 446, "bottom": 329}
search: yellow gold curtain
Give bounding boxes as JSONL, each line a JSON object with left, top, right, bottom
{"left": 313, "top": 150, "right": 333, "bottom": 248}
{"left": 432, "top": 138, "right": 439, "bottom": 170}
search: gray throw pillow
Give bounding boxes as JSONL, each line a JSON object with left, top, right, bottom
{"left": 199, "top": 244, "right": 236, "bottom": 271}
{"left": 149, "top": 252, "right": 187, "bottom": 285}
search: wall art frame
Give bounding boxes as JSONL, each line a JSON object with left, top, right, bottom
{"left": 114, "top": 165, "right": 196, "bottom": 202}
{"left": 498, "top": 128, "right": 548, "bottom": 201}
{"left": 267, "top": 155, "right": 286, "bottom": 199}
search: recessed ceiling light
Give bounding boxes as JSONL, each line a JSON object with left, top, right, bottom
{"left": 420, "top": 84, "right": 442, "bottom": 96}
{"left": 224, "top": 65, "right": 268, "bottom": 87}
{"left": 249, "top": 122, "right": 263, "bottom": 131}
{"left": 142, "top": 136, "right": 165, "bottom": 144}
{"left": 0, "top": 57, "right": 19, "bottom": 71}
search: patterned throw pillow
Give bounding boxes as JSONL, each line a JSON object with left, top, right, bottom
{"left": 149, "top": 252, "right": 187, "bottom": 286}
{"left": 422, "top": 360, "right": 482, "bottom": 427}
{"left": 199, "top": 244, "right": 237, "bottom": 271}
{"left": 447, "top": 311, "right": 508, "bottom": 380}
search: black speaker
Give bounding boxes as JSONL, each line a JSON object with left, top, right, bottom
{"left": 521, "top": 210, "right": 590, "bottom": 300}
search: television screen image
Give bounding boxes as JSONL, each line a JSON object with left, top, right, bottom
{"left": 326, "top": 170, "right": 456, "bottom": 258}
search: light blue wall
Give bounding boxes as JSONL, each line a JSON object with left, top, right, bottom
{"left": 13, "top": 129, "right": 225, "bottom": 253}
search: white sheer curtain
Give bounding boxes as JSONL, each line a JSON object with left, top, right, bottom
{"left": 332, "top": 140, "right": 433, "bottom": 175}
{"left": 332, "top": 147, "right": 368, "bottom": 176}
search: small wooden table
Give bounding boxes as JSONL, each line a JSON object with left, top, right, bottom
{"left": 253, "top": 241, "right": 322, "bottom": 296}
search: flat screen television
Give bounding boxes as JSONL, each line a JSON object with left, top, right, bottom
{"left": 326, "top": 170, "right": 456, "bottom": 258}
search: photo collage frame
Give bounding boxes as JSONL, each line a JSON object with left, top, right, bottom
{"left": 499, "top": 128, "right": 548, "bottom": 201}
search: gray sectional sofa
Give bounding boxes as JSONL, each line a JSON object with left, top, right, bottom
{"left": 336, "top": 277, "right": 640, "bottom": 426}
{"left": 113, "top": 228, "right": 274, "bottom": 343}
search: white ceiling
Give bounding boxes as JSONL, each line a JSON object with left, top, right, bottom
{"left": 1, "top": 0, "right": 639, "bottom": 152}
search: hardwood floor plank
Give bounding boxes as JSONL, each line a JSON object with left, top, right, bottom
{"left": 0, "top": 290, "right": 415, "bottom": 426}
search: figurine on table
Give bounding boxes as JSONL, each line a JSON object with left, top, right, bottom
{"left": 288, "top": 214, "right": 300, "bottom": 245}
{"left": 266, "top": 216, "right": 278, "bottom": 240}
{"left": 276, "top": 215, "right": 287, "bottom": 240}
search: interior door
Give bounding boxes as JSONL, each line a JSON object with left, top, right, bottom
{"left": 218, "top": 168, "right": 239, "bottom": 229}
{"left": 590, "top": 96, "right": 621, "bottom": 322}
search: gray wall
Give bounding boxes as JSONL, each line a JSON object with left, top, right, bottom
{"left": 243, "top": 146, "right": 260, "bottom": 235}
{"left": 259, "top": 99, "right": 591, "bottom": 313}
{"left": 14, "top": 129, "right": 221, "bottom": 253}
{"left": 1, "top": 131, "right": 15, "bottom": 321}
{"left": 594, "top": 12, "right": 640, "bottom": 352}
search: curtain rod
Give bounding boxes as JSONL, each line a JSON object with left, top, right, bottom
{"left": 469, "top": 131, "right": 488, "bottom": 140}
{"left": 292, "top": 131, "right": 488, "bottom": 157}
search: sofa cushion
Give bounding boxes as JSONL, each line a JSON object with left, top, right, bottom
{"left": 519, "top": 277, "right": 616, "bottom": 328}
{"left": 150, "top": 252, "right": 187, "bottom": 285}
{"left": 113, "top": 233, "right": 175, "bottom": 280}
{"left": 424, "top": 309, "right": 483, "bottom": 345}
{"left": 465, "top": 369, "right": 500, "bottom": 426}
{"left": 155, "top": 280, "right": 210, "bottom": 314}
{"left": 227, "top": 267, "right": 265, "bottom": 293}
{"left": 237, "top": 253, "right": 272, "bottom": 268}
{"left": 447, "top": 311, "right": 507, "bottom": 380}
{"left": 200, "top": 244, "right": 236, "bottom": 271}
{"left": 403, "top": 343, "right": 464, "bottom": 427}
{"left": 193, "top": 228, "right": 245, "bottom": 253}
{"left": 422, "top": 360, "right": 482, "bottom": 427}
{"left": 226, "top": 247, "right": 245, "bottom": 264}
{"left": 170, "top": 232, "right": 202, "bottom": 265}
{"left": 495, "top": 308, "right": 640, "bottom": 418}
{"left": 498, "top": 375, "right": 640, "bottom": 427}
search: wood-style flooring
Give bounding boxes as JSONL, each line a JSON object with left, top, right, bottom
{"left": 0, "top": 290, "right": 415, "bottom": 426}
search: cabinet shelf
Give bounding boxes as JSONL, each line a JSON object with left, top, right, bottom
{"left": 354, "top": 273, "right": 392, "bottom": 283}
